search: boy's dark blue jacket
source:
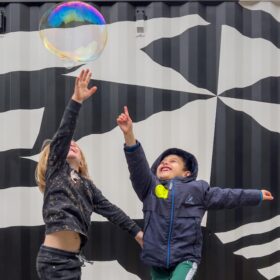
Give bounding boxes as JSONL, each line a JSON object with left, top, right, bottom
{"left": 124, "top": 142, "right": 262, "bottom": 268}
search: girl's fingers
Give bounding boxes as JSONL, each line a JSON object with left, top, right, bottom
{"left": 81, "top": 69, "right": 89, "bottom": 81}
{"left": 86, "top": 71, "right": 92, "bottom": 83}
{"left": 75, "top": 76, "right": 80, "bottom": 87}
{"left": 89, "top": 86, "right": 97, "bottom": 95}
{"left": 79, "top": 69, "right": 84, "bottom": 80}
{"left": 78, "top": 68, "right": 93, "bottom": 83}
{"left": 80, "top": 69, "right": 86, "bottom": 80}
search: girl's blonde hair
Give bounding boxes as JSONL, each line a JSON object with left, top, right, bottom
{"left": 35, "top": 142, "right": 90, "bottom": 193}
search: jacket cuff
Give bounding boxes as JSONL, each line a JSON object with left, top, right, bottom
{"left": 129, "top": 223, "right": 142, "bottom": 237}
{"left": 68, "top": 99, "right": 82, "bottom": 112}
{"left": 258, "top": 190, "right": 263, "bottom": 205}
{"left": 124, "top": 140, "right": 140, "bottom": 152}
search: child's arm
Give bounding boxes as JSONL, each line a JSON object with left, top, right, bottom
{"left": 47, "top": 69, "right": 97, "bottom": 176}
{"left": 117, "top": 106, "right": 157, "bottom": 201}
{"left": 117, "top": 106, "right": 136, "bottom": 146}
{"left": 92, "top": 184, "right": 143, "bottom": 247}
{"left": 202, "top": 181, "right": 273, "bottom": 209}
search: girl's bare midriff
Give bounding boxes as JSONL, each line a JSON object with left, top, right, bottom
{"left": 44, "top": 231, "right": 81, "bottom": 252}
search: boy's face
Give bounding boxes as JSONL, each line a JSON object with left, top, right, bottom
{"left": 156, "top": 154, "right": 191, "bottom": 180}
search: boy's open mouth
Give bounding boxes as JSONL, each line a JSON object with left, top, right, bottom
{"left": 161, "top": 167, "right": 171, "bottom": 172}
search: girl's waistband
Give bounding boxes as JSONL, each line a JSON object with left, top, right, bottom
{"left": 40, "top": 245, "right": 93, "bottom": 265}
{"left": 40, "top": 245, "right": 79, "bottom": 257}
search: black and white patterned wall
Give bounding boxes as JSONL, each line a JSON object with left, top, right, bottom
{"left": 0, "top": 1, "right": 279, "bottom": 279}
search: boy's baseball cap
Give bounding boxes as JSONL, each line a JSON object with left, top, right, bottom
{"left": 151, "top": 148, "right": 198, "bottom": 179}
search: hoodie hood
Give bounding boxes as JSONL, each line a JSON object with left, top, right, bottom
{"left": 151, "top": 148, "right": 198, "bottom": 180}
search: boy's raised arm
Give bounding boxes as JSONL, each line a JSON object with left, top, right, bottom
{"left": 117, "top": 106, "right": 136, "bottom": 146}
{"left": 117, "top": 106, "right": 156, "bottom": 201}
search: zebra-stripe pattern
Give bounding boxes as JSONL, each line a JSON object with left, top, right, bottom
{"left": 0, "top": 1, "right": 280, "bottom": 280}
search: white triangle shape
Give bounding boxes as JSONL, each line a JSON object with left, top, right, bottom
{"left": 218, "top": 25, "right": 280, "bottom": 94}
{"left": 0, "top": 108, "right": 44, "bottom": 151}
{"left": 220, "top": 96, "right": 280, "bottom": 133}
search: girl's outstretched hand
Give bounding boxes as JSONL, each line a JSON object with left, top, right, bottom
{"left": 72, "top": 68, "right": 97, "bottom": 103}
{"left": 261, "top": 190, "right": 274, "bottom": 201}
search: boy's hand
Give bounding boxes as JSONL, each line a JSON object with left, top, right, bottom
{"left": 117, "top": 106, "right": 133, "bottom": 134}
{"left": 117, "top": 106, "right": 137, "bottom": 146}
{"left": 134, "top": 230, "right": 144, "bottom": 248}
{"left": 261, "top": 190, "right": 274, "bottom": 201}
{"left": 72, "top": 68, "right": 97, "bottom": 103}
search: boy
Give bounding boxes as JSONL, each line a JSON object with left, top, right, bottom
{"left": 117, "top": 106, "right": 273, "bottom": 280}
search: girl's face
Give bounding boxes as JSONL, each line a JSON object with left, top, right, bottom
{"left": 156, "top": 154, "right": 191, "bottom": 180}
{"left": 67, "top": 140, "right": 82, "bottom": 164}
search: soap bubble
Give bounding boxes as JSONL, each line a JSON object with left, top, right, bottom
{"left": 39, "top": 1, "right": 107, "bottom": 63}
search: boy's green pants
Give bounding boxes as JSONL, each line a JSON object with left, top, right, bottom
{"left": 151, "top": 260, "right": 197, "bottom": 280}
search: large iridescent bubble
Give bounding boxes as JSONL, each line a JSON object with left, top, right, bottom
{"left": 39, "top": 1, "right": 107, "bottom": 63}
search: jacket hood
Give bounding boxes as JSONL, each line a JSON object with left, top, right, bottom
{"left": 151, "top": 148, "right": 198, "bottom": 180}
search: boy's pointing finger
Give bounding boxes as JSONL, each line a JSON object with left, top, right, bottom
{"left": 124, "top": 106, "right": 130, "bottom": 116}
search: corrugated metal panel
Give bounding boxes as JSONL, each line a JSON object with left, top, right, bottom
{"left": 0, "top": 1, "right": 279, "bottom": 279}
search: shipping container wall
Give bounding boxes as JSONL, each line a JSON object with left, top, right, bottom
{"left": 0, "top": 1, "right": 279, "bottom": 279}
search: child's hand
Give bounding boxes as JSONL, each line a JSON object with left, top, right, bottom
{"left": 72, "top": 68, "right": 97, "bottom": 103}
{"left": 117, "top": 106, "right": 133, "bottom": 134}
{"left": 261, "top": 190, "right": 274, "bottom": 201}
{"left": 134, "top": 230, "right": 144, "bottom": 248}
{"left": 117, "top": 106, "right": 136, "bottom": 146}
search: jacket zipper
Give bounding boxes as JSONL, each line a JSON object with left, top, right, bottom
{"left": 166, "top": 180, "right": 175, "bottom": 268}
